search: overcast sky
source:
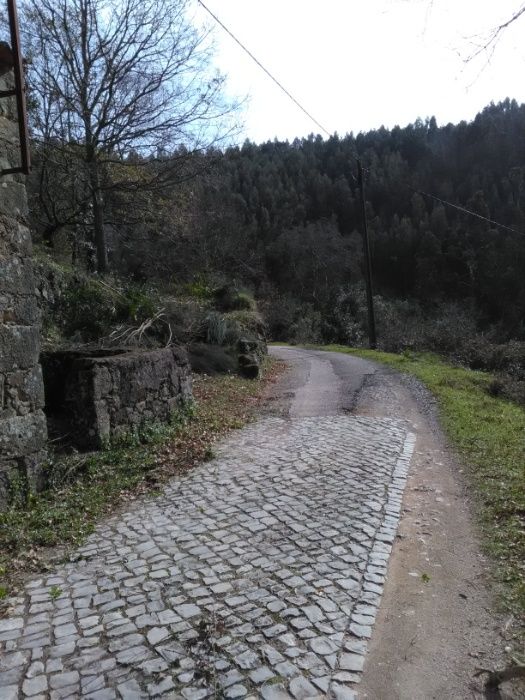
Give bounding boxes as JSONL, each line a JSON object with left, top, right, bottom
{"left": 193, "top": 0, "right": 525, "bottom": 144}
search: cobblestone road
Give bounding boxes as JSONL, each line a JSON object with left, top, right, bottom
{"left": 1, "top": 414, "right": 414, "bottom": 699}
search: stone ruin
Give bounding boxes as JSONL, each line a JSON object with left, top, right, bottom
{"left": 0, "top": 55, "right": 193, "bottom": 508}
{"left": 41, "top": 346, "right": 192, "bottom": 449}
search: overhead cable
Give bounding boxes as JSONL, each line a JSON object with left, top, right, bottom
{"left": 196, "top": 0, "right": 332, "bottom": 138}
{"left": 409, "top": 185, "right": 525, "bottom": 237}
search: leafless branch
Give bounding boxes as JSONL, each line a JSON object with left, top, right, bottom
{"left": 21, "top": 0, "right": 241, "bottom": 271}
{"left": 464, "top": 3, "right": 525, "bottom": 64}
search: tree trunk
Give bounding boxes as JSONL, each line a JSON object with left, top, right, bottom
{"left": 88, "top": 158, "right": 108, "bottom": 273}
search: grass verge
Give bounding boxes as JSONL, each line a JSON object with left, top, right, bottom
{"left": 319, "top": 345, "right": 525, "bottom": 621}
{"left": 0, "top": 359, "right": 284, "bottom": 607}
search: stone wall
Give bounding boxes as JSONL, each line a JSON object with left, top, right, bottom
{"left": 41, "top": 347, "right": 192, "bottom": 449}
{"left": 0, "top": 66, "right": 47, "bottom": 508}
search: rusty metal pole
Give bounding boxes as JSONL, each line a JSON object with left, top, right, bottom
{"left": 0, "top": 0, "right": 31, "bottom": 175}
{"left": 357, "top": 159, "right": 377, "bottom": 349}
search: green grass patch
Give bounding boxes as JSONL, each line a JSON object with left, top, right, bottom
{"left": 0, "top": 362, "right": 281, "bottom": 601}
{"left": 319, "top": 345, "right": 525, "bottom": 618}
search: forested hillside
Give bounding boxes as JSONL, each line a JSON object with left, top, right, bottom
{"left": 192, "top": 101, "right": 525, "bottom": 342}
{"left": 33, "top": 99, "right": 525, "bottom": 350}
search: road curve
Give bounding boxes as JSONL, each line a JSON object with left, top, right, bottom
{"left": 268, "top": 345, "right": 513, "bottom": 700}
{"left": 0, "top": 347, "right": 512, "bottom": 699}
{"left": 0, "top": 348, "right": 416, "bottom": 700}
{"left": 268, "top": 346, "right": 376, "bottom": 418}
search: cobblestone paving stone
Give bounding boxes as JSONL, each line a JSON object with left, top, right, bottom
{"left": 1, "top": 416, "right": 414, "bottom": 699}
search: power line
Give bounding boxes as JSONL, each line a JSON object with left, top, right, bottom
{"left": 409, "top": 185, "right": 525, "bottom": 238}
{"left": 23, "top": 0, "right": 519, "bottom": 239}
{"left": 196, "top": 0, "right": 332, "bottom": 138}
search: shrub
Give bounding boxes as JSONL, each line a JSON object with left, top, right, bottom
{"left": 488, "top": 341, "right": 525, "bottom": 379}
{"left": 230, "top": 291, "right": 256, "bottom": 311}
{"left": 224, "top": 310, "right": 267, "bottom": 339}
{"left": 61, "top": 279, "right": 117, "bottom": 340}
{"left": 184, "top": 279, "right": 213, "bottom": 300}
{"left": 264, "top": 295, "right": 301, "bottom": 341}
{"left": 214, "top": 284, "right": 256, "bottom": 312}
{"left": 163, "top": 299, "right": 206, "bottom": 345}
{"left": 289, "top": 311, "right": 324, "bottom": 345}
{"left": 202, "top": 311, "right": 228, "bottom": 345}
{"left": 116, "top": 287, "right": 158, "bottom": 324}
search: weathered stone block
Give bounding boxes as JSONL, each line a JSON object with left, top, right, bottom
{"left": 0, "top": 411, "right": 47, "bottom": 459}
{"left": 0, "top": 116, "right": 18, "bottom": 139}
{"left": 0, "top": 124, "right": 23, "bottom": 170}
{"left": 0, "top": 256, "right": 35, "bottom": 295}
{"left": 238, "top": 337, "right": 266, "bottom": 359}
{"left": 0, "top": 291, "right": 39, "bottom": 325}
{"left": 41, "top": 346, "right": 192, "bottom": 449}
{"left": 238, "top": 353, "right": 261, "bottom": 379}
{"left": 0, "top": 449, "right": 47, "bottom": 510}
{"left": 0, "top": 179, "right": 28, "bottom": 218}
{"left": 0, "top": 458, "right": 18, "bottom": 509}
{"left": 22, "top": 450, "right": 48, "bottom": 493}
{"left": 0, "top": 325, "right": 40, "bottom": 371}
{"left": 0, "top": 216, "right": 32, "bottom": 256}
{"left": 0, "top": 73, "right": 16, "bottom": 119}
{"left": 0, "top": 366, "right": 45, "bottom": 418}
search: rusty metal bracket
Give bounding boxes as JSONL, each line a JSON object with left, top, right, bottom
{"left": 0, "top": 0, "right": 31, "bottom": 177}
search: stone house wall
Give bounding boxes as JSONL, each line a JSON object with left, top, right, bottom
{"left": 0, "top": 67, "right": 47, "bottom": 508}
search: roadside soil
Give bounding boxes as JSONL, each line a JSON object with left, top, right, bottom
{"left": 267, "top": 346, "right": 522, "bottom": 700}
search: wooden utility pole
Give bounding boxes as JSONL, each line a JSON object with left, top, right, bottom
{"left": 357, "top": 159, "right": 377, "bottom": 349}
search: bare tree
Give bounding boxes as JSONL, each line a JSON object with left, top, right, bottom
{"left": 23, "top": 0, "right": 237, "bottom": 272}
{"left": 465, "top": 3, "right": 525, "bottom": 63}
